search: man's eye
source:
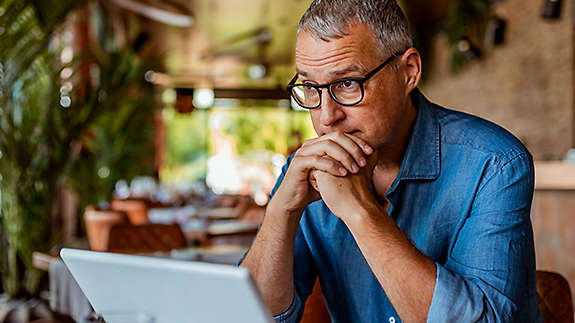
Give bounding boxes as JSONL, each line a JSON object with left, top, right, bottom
{"left": 338, "top": 80, "right": 358, "bottom": 89}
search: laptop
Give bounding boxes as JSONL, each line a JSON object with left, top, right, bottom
{"left": 60, "top": 248, "right": 273, "bottom": 323}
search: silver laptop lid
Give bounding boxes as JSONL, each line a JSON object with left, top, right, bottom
{"left": 60, "top": 248, "right": 272, "bottom": 323}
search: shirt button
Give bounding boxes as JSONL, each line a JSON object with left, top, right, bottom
{"left": 389, "top": 317, "right": 396, "bottom": 323}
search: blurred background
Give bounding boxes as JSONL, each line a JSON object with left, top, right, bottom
{"left": 0, "top": 0, "right": 574, "bottom": 321}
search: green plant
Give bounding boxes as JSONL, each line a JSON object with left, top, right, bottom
{"left": 222, "top": 108, "right": 288, "bottom": 156}
{"left": 404, "top": 0, "right": 493, "bottom": 75}
{"left": 444, "top": 0, "right": 491, "bottom": 73}
{"left": 161, "top": 108, "right": 209, "bottom": 183}
{"left": 0, "top": 0, "right": 154, "bottom": 297}
{"left": 68, "top": 81, "right": 156, "bottom": 208}
{"left": 0, "top": 0, "right": 87, "bottom": 298}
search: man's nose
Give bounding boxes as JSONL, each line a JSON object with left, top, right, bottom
{"left": 318, "top": 89, "right": 345, "bottom": 127}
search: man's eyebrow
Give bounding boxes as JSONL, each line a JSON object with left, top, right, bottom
{"left": 327, "top": 65, "right": 363, "bottom": 78}
{"left": 296, "top": 65, "right": 364, "bottom": 81}
{"left": 296, "top": 70, "right": 309, "bottom": 78}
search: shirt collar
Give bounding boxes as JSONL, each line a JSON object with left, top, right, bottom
{"left": 395, "top": 88, "right": 441, "bottom": 182}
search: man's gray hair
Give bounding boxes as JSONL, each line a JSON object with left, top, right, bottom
{"left": 297, "top": 0, "right": 412, "bottom": 59}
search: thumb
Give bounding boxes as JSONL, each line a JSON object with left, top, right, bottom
{"left": 308, "top": 170, "right": 320, "bottom": 192}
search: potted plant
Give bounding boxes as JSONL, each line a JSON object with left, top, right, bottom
{"left": 0, "top": 0, "right": 156, "bottom": 298}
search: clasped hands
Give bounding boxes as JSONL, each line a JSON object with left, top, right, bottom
{"left": 274, "top": 132, "right": 380, "bottom": 222}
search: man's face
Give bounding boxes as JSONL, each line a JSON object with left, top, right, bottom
{"left": 295, "top": 23, "right": 411, "bottom": 150}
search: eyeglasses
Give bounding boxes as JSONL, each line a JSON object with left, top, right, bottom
{"left": 286, "top": 52, "right": 403, "bottom": 109}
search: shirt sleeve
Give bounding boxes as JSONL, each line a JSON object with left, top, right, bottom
{"left": 427, "top": 153, "right": 542, "bottom": 323}
{"left": 273, "top": 223, "right": 317, "bottom": 323}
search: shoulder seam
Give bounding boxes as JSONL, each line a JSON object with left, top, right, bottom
{"left": 476, "top": 152, "right": 532, "bottom": 195}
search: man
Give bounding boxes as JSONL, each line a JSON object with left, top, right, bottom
{"left": 240, "top": 0, "right": 541, "bottom": 322}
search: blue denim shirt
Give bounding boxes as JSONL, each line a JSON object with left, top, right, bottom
{"left": 263, "top": 89, "right": 541, "bottom": 323}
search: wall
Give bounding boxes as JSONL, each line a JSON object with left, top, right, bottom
{"left": 422, "top": 0, "right": 574, "bottom": 160}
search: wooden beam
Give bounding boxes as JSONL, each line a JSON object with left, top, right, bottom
{"left": 535, "top": 161, "right": 575, "bottom": 190}
{"left": 214, "top": 88, "right": 290, "bottom": 100}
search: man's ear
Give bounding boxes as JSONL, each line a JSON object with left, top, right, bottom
{"left": 401, "top": 48, "right": 422, "bottom": 94}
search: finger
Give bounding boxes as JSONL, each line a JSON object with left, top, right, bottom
{"left": 302, "top": 132, "right": 373, "bottom": 155}
{"left": 343, "top": 133, "right": 374, "bottom": 155}
{"left": 295, "top": 155, "right": 348, "bottom": 177}
{"left": 308, "top": 172, "right": 319, "bottom": 192}
{"left": 298, "top": 139, "right": 361, "bottom": 173}
{"left": 318, "top": 132, "right": 369, "bottom": 168}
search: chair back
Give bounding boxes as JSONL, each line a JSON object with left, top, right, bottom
{"left": 106, "top": 223, "right": 187, "bottom": 254}
{"left": 536, "top": 270, "right": 574, "bottom": 323}
{"left": 84, "top": 207, "right": 129, "bottom": 252}
{"left": 110, "top": 199, "right": 150, "bottom": 225}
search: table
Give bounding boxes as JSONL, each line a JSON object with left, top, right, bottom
{"left": 182, "top": 220, "right": 259, "bottom": 247}
{"left": 147, "top": 206, "right": 239, "bottom": 224}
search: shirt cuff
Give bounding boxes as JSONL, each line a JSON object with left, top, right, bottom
{"left": 235, "top": 250, "right": 248, "bottom": 267}
{"left": 427, "top": 262, "right": 484, "bottom": 323}
{"left": 273, "top": 292, "right": 303, "bottom": 323}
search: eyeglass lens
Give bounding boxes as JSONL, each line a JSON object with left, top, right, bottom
{"left": 291, "top": 79, "right": 363, "bottom": 109}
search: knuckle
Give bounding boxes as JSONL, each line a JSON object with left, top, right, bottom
{"left": 317, "top": 157, "right": 329, "bottom": 167}
{"left": 352, "top": 144, "right": 363, "bottom": 155}
{"left": 333, "top": 132, "right": 347, "bottom": 143}
{"left": 325, "top": 138, "right": 336, "bottom": 147}
{"left": 321, "top": 158, "right": 335, "bottom": 170}
{"left": 292, "top": 152, "right": 303, "bottom": 162}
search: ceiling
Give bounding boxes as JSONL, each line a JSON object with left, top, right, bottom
{"left": 131, "top": 0, "right": 452, "bottom": 88}
{"left": 132, "top": 0, "right": 313, "bottom": 88}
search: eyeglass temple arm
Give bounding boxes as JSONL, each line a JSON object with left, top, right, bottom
{"left": 288, "top": 74, "right": 298, "bottom": 86}
{"left": 363, "top": 54, "right": 397, "bottom": 80}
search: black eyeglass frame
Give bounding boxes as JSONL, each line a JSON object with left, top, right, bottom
{"left": 286, "top": 51, "right": 404, "bottom": 109}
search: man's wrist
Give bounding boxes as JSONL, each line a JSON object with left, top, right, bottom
{"left": 266, "top": 194, "right": 304, "bottom": 223}
{"left": 343, "top": 199, "right": 387, "bottom": 229}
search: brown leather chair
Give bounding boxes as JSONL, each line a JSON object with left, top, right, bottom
{"left": 536, "top": 270, "right": 574, "bottom": 323}
{"left": 301, "top": 279, "right": 331, "bottom": 323}
{"left": 84, "top": 206, "right": 129, "bottom": 252}
{"left": 106, "top": 223, "right": 187, "bottom": 254}
{"left": 110, "top": 198, "right": 150, "bottom": 225}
